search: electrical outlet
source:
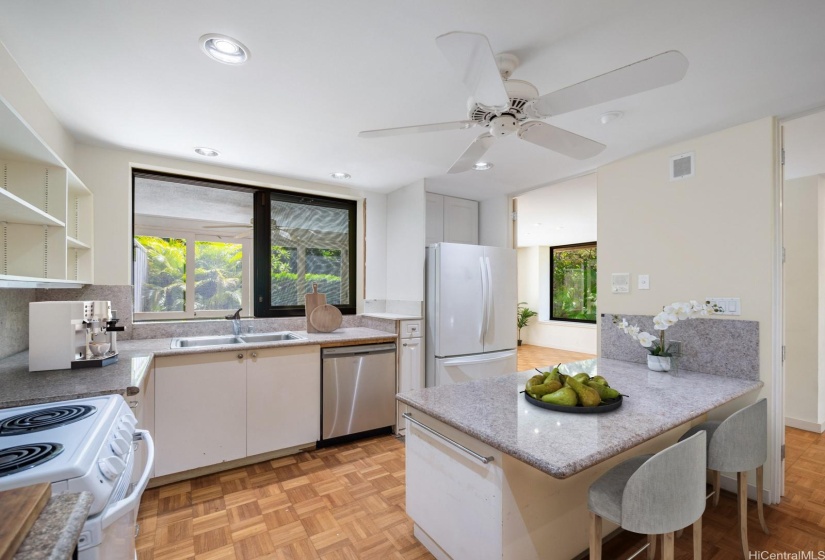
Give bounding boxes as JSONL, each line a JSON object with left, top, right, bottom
{"left": 707, "top": 298, "right": 740, "bottom": 316}
{"left": 638, "top": 274, "right": 650, "bottom": 290}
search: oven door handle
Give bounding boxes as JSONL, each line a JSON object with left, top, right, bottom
{"left": 102, "top": 429, "right": 154, "bottom": 529}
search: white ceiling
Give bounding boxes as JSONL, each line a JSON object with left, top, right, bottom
{"left": 1, "top": 0, "right": 825, "bottom": 200}
{"left": 515, "top": 174, "right": 597, "bottom": 247}
{"left": 783, "top": 110, "right": 825, "bottom": 180}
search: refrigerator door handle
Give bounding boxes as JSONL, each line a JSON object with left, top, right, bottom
{"left": 484, "top": 256, "right": 493, "bottom": 345}
{"left": 479, "top": 256, "right": 488, "bottom": 343}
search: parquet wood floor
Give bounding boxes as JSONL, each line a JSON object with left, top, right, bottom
{"left": 137, "top": 417, "right": 825, "bottom": 559}
{"left": 517, "top": 343, "right": 596, "bottom": 371}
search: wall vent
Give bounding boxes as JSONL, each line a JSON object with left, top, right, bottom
{"left": 669, "top": 151, "right": 695, "bottom": 181}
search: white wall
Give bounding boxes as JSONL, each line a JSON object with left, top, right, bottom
{"left": 597, "top": 117, "right": 778, "bottom": 494}
{"left": 386, "top": 180, "right": 426, "bottom": 301}
{"left": 73, "top": 144, "right": 388, "bottom": 309}
{"left": 364, "top": 191, "right": 387, "bottom": 301}
{"left": 479, "top": 195, "right": 510, "bottom": 248}
{"left": 784, "top": 176, "right": 822, "bottom": 430}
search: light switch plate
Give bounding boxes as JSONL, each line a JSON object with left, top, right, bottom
{"left": 707, "top": 297, "right": 740, "bottom": 316}
{"left": 611, "top": 273, "right": 630, "bottom": 294}
{"left": 638, "top": 274, "right": 650, "bottom": 290}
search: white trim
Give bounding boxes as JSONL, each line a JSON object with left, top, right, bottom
{"left": 771, "top": 117, "right": 785, "bottom": 503}
{"left": 536, "top": 320, "right": 597, "bottom": 329}
{"left": 784, "top": 417, "right": 825, "bottom": 433}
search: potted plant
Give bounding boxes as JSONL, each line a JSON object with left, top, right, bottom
{"left": 517, "top": 302, "right": 538, "bottom": 346}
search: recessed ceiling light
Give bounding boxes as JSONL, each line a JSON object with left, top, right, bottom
{"left": 199, "top": 34, "right": 250, "bottom": 65}
{"left": 473, "top": 162, "right": 493, "bottom": 171}
{"left": 194, "top": 147, "right": 219, "bottom": 157}
{"left": 330, "top": 172, "right": 351, "bottom": 180}
{"left": 599, "top": 111, "right": 624, "bottom": 125}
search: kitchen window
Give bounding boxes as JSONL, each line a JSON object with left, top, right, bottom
{"left": 550, "top": 242, "right": 597, "bottom": 323}
{"left": 253, "top": 191, "right": 357, "bottom": 317}
{"left": 132, "top": 170, "right": 357, "bottom": 320}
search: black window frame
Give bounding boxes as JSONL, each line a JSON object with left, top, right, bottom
{"left": 549, "top": 241, "right": 597, "bottom": 324}
{"left": 254, "top": 190, "right": 357, "bottom": 317}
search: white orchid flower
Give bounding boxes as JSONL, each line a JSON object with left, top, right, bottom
{"left": 626, "top": 325, "right": 640, "bottom": 338}
{"left": 653, "top": 311, "right": 677, "bottom": 330}
{"left": 671, "top": 301, "right": 691, "bottom": 320}
{"left": 637, "top": 331, "right": 658, "bottom": 347}
{"left": 618, "top": 318, "right": 629, "bottom": 332}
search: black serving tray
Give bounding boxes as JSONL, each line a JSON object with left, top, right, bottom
{"left": 523, "top": 391, "right": 623, "bottom": 414}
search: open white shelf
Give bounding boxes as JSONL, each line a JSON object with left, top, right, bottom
{"left": 0, "top": 274, "right": 83, "bottom": 288}
{"left": 67, "top": 236, "right": 91, "bottom": 250}
{"left": 0, "top": 188, "right": 65, "bottom": 227}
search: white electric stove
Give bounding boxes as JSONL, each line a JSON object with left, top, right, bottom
{"left": 0, "top": 394, "right": 155, "bottom": 559}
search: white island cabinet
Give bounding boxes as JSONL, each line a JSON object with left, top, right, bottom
{"left": 154, "top": 345, "right": 320, "bottom": 478}
{"left": 400, "top": 359, "right": 764, "bottom": 560}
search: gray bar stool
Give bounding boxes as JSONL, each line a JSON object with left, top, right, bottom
{"left": 588, "top": 431, "right": 707, "bottom": 560}
{"left": 678, "top": 398, "right": 769, "bottom": 558}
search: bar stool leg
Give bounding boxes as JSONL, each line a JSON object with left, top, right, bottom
{"left": 712, "top": 469, "right": 721, "bottom": 507}
{"left": 647, "top": 533, "right": 657, "bottom": 559}
{"left": 756, "top": 465, "right": 770, "bottom": 535}
{"left": 663, "top": 532, "right": 675, "bottom": 560}
{"left": 693, "top": 517, "right": 702, "bottom": 560}
{"left": 589, "top": 512, "right": 602, "bottom": 560}
{"left": 738, "top": 471, "right": 749, "bottom": 559}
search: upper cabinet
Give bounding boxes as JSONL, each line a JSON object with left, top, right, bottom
{"left": 0, "top": 99, "right": 92, "bottom": 287}
{"left": 425, "top": 193, "right": 478, "bottom": 246}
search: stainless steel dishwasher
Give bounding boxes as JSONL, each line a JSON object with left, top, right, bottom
{"left": 321, "top": 343, "right": 397, "bottom": 442}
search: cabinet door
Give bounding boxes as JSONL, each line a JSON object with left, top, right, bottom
{"left": 425, "top": 192, "right": 445, "bottom": 246}
{"left": 154, "top": 352, "right": 247, "bottom": 477}
{"left": 247, "top": 345, "right": 320, "bottom": 456}
{"left": 443, "top": 196, "right": 478, "bottom": 245}
{"left": 396, "top": 337, "right": 424, "bottom": 435}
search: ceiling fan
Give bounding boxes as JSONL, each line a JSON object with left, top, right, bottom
{"left": 203, "top": 219, "right": 294, "bottom": 240}
{"left": 359, "top": 32, "right": 689, "bottom": 173}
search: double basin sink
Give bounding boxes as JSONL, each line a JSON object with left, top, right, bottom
{"left": 171, "top": 331, "right": 303, "bottom": 348}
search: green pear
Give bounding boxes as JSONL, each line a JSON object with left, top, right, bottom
{"left": 541, "top": 387, "right": 578, "bottom": 406}
{"left": 544, "top": 370, "right": 561, "bottom": 384}
{"left": 573, "top": 373, "right": 591, "bottom": 384}
{"left": 586, "top": 381, "right": 621, "bottom": 400}
{"left": 529, "top": 380, "right": 562, "bottom": 398}
{"left": 590, "top": 375, "right": 610, "bottom": 387}
{"left": 525, "top": 374, "right": 545, "bottom": 392}
{"left": 565, "top": 376, "right": 601, "bottom": 407}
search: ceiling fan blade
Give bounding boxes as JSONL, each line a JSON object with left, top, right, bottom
{"left": 203, "top": 224, "right": 251, "bottom": 229}
{"left": 436, "top": 31, "right": 510, "bottom": 110}
{"left": 528, "top": 50, "right": 689, "bottom": 117}
{"left": 359, "top": 120, "right": 478, "bottom": 138}
{"left": 518, "top": 121, "right": 605, "bottom": 160}
{"left": 447, "top": 133, "right": 495, "bottom": 174}
{"left": 233, "top": 230, "right": 253, "bottom": 239}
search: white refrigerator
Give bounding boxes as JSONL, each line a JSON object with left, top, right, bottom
{"left": 425, "top": 243, "right": 518, "bottom": 387}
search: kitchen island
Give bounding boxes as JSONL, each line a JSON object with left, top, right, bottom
{"left": 397, "top": 358, "right": 763, "bottom": 560}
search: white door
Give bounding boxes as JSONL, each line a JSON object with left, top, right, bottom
{"left": 434, "top": 350, "right": 517, "bottom": 386}
{"left": 431, "top": 243, "right": 485, "bottom": 357}
{"left": 482, "top": 246, "right": 518, "bottom": 353}
{"left": 247, "top": 345, "right": 320, "bottom": 457}
{"left": 154, "top": 352, "right": 247, "bottom": 477}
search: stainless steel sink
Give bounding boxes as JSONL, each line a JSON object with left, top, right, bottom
{"left": 170, "top": 335, "right": 244, "bottom": 348}
{"left": 240, "top": 332, "right": 302, "bottom": 343}
{"left": 170, "top": 331, "right": 302, "bottom": 348}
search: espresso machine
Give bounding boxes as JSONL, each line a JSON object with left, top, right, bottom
{"left": 29, "top": 301, "right": 125, "bottom": 372}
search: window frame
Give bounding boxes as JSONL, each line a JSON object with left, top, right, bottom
{"left": 253, "top": 190, "right": 357, "bottom": 317}
{"left": 549, "top": 241, "right": 597, "bottom": 324}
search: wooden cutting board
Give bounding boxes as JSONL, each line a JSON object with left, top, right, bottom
{"left": 310, "top": 304, "right": 343, "bottom": 333}
{"left": 0, "top": 483, "right": 51, "bottom": 560}
{"left": 304, "top": 283, "right": 327, "bottom": 333}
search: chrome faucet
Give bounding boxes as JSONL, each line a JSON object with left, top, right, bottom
{"left": 225, "top": 308, "right": 242, "bottom": 337}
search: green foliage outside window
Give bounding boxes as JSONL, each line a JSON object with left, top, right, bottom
{"left": 551, "top": 244, "right": 597, "bottom": 322}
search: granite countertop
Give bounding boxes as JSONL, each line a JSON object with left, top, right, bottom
{"left": 14, "top": 492, "right": 93, "bottom": 560}
{"left": 0, "top": 327, "right": 396, "bottom": 409}
{"left": 397, "top": 358, "right": 764, "bottom": 479}
{"left": 361, "top": 312, "right": 422, "bottom": 320}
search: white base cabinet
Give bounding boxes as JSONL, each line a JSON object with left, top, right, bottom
{"left": 247, "top": 345, "right": 320, "bottom": 456}
{"left": 154, "top": 345, "right": 320, "bottom": 477}
{"left": 154, "top": 351, "right": 247, "bottom": 477}
{"left": 396, "top": 321, "right": 424, "bottom": 435}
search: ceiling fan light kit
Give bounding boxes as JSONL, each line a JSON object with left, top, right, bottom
{"left": 473, "top": 162, "right": 493, "bottom": 171}
{"left": 359, "top": 31, "right": 689, "bottom": 174}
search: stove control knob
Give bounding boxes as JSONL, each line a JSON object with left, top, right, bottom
{"left": 120, "top": 415, "right": 138, "bottom": 431}
{"left": 110, "top": 437, "right": 130, "bottom": 457}
{"left": 116, "top": 427, "right": 132, "bottom": 443}
{"left": 98, "top": 456, "right": 126, "bottom": 481}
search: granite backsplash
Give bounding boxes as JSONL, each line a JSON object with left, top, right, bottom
{"left": 0, "top": 289, "right": 36, "bottom": 359}
{"left": 601, "top": 313, "right": 759, "bottom": 380}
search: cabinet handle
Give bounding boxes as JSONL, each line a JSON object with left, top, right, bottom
{"left": 251, "top": 352, "right": 257, "bottom": 358}
{"left": 403, "top": 413, "right": 494, "bottom": 465}
{"left": 128, "top": 400, "right": 138, "bottom": 409}
{"left": 403, "top": 343, "right": 408, "bottom": 347}
{"left": 237, "top": 353, "right": 244, "bottom": 359}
